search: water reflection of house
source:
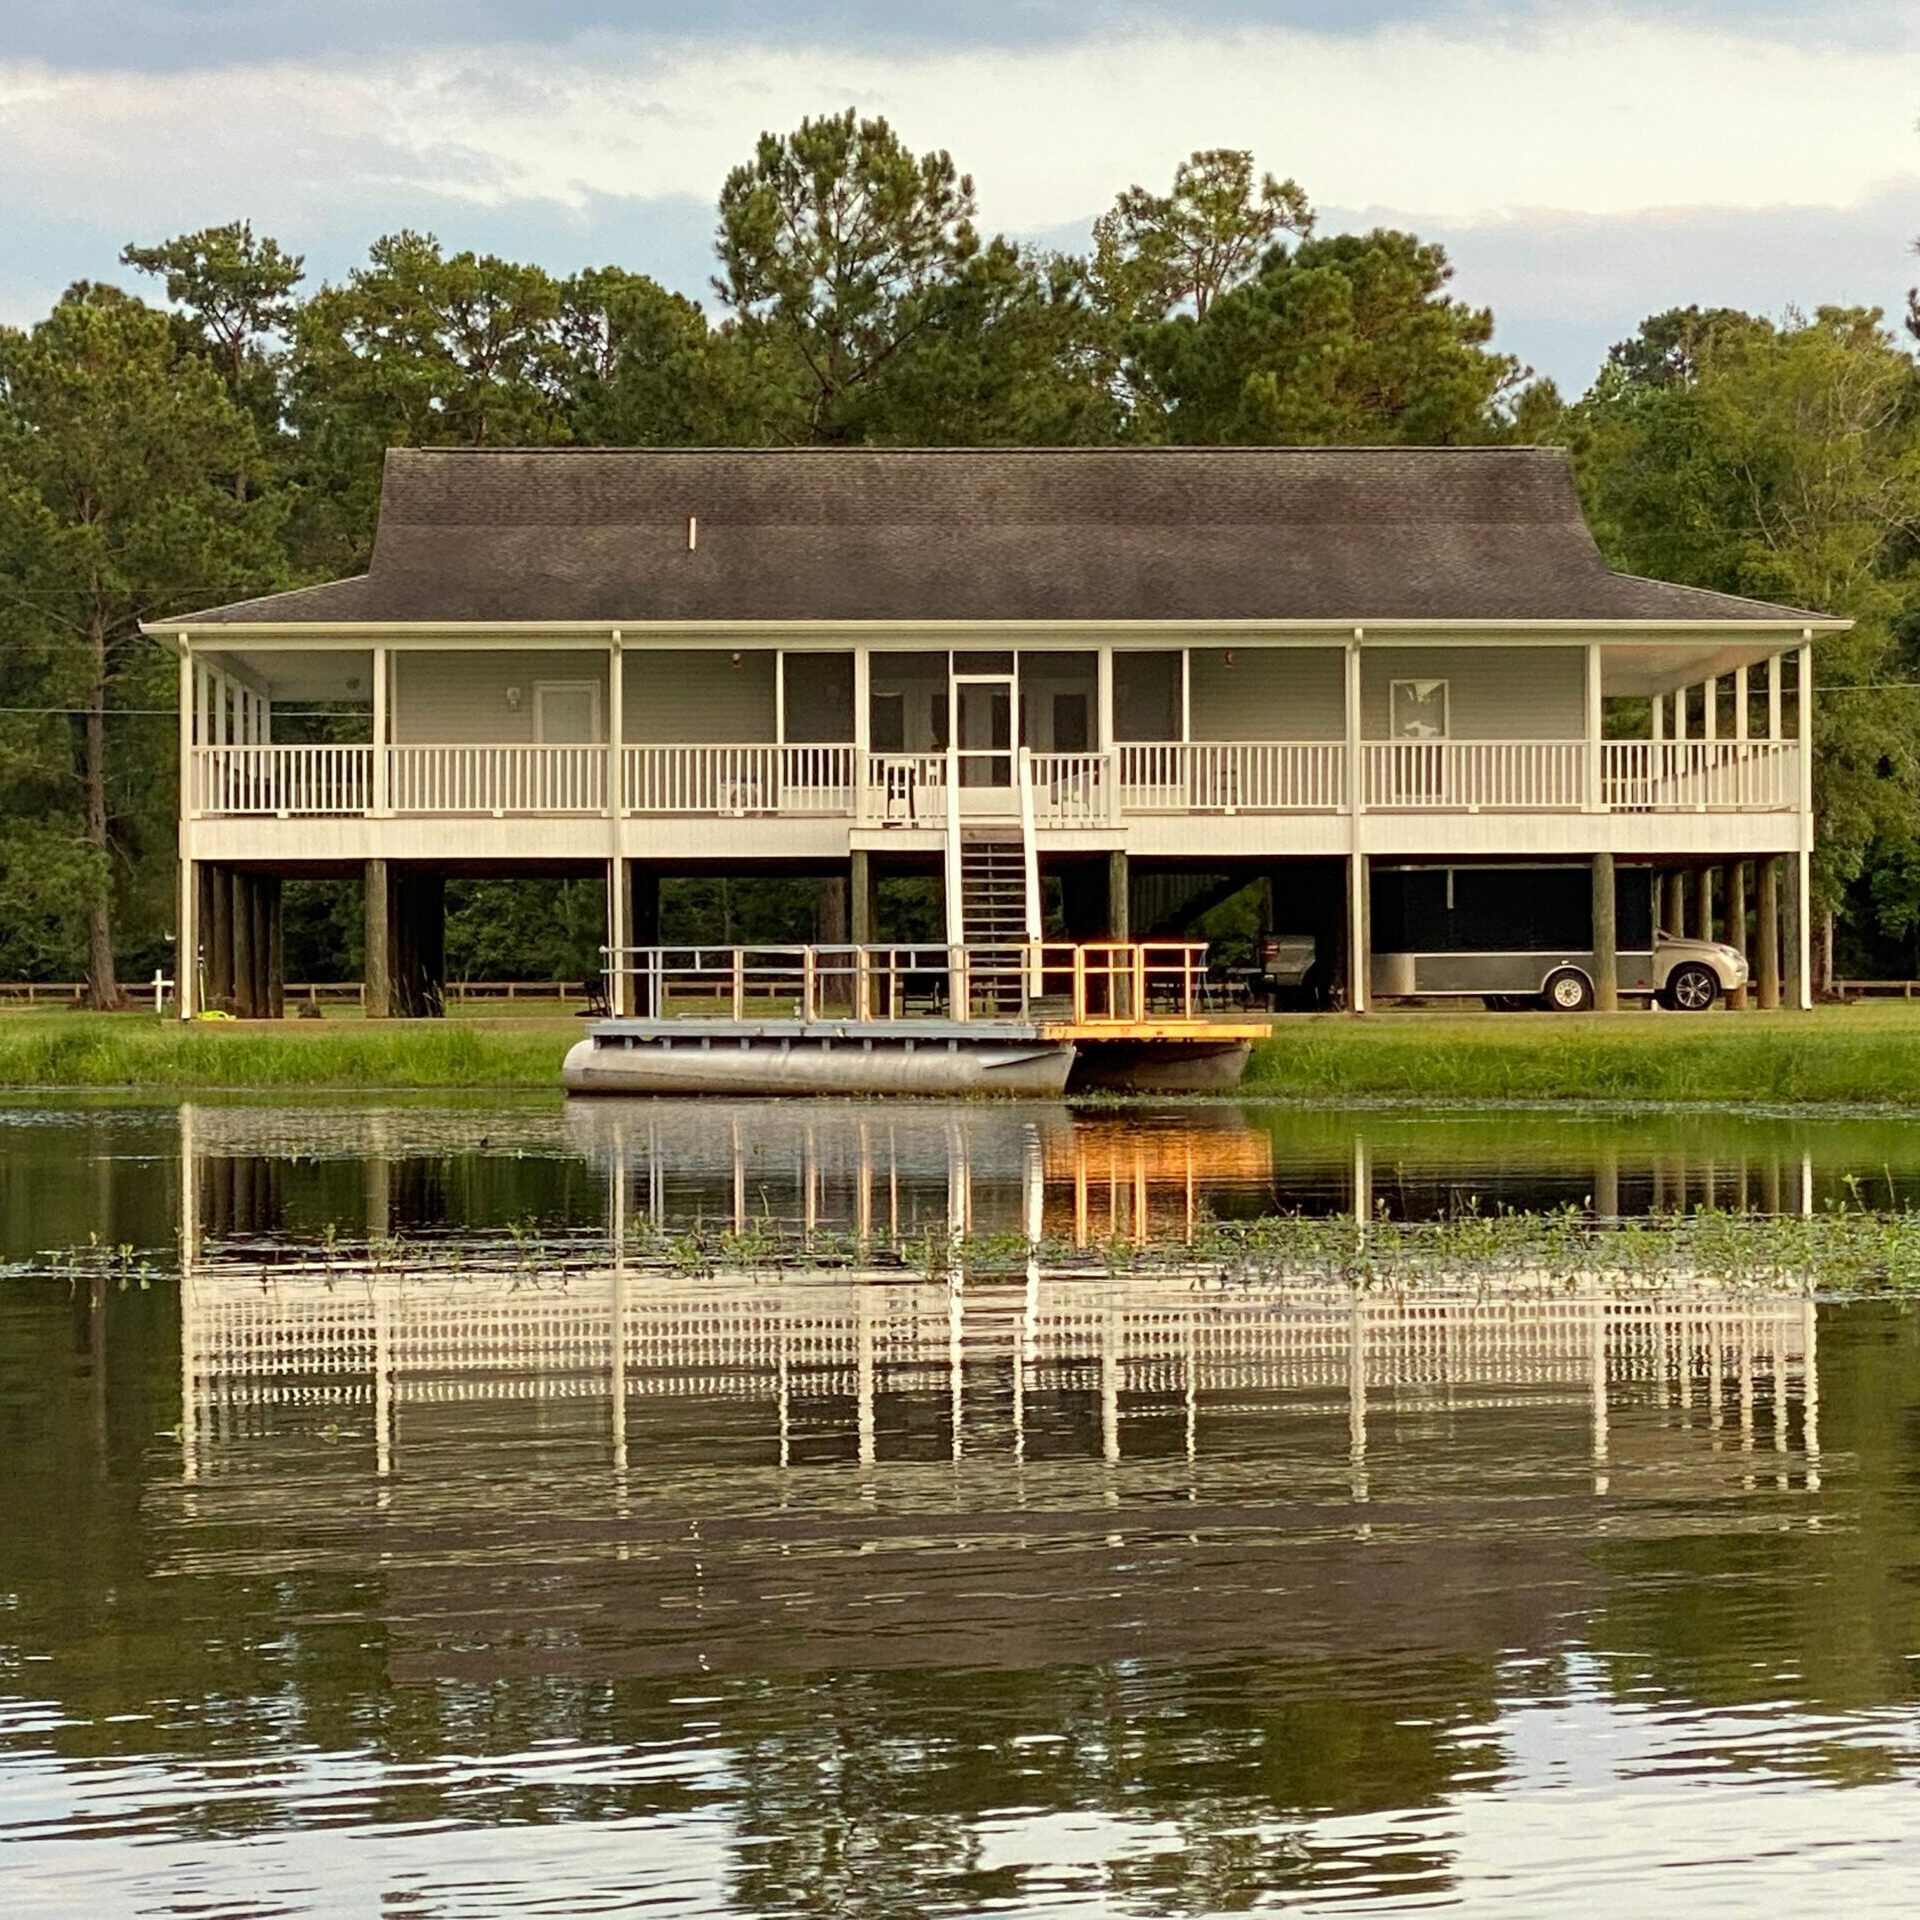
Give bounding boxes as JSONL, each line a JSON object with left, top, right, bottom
{"left": 171, "top": 1260, "right": 1820, "bottom": 1695}
{"left": 179, "top": 1263, "right": 1815, "bottom": 1486}
{"left": 178, "top": 1101, "right": 1832, "bottom": 1254}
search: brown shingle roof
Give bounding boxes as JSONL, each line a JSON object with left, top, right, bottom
{"left": 158, "top": 447, "right": 1835, "bottom": 628}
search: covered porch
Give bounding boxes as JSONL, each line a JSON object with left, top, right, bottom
{"left": 180, "top": 635, "right": 1812, "bottom": 829}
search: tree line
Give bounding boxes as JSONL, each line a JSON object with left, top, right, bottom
{"left": 2, "top": 109, "right": 1918, "bottom": 1003}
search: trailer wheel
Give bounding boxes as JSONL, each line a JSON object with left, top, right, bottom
{"left": 1540, "top": 968, "right": 1596, "bottom": 1013}
{"left": 1663, "top": 963, "right": 1719, "bottom": 1012}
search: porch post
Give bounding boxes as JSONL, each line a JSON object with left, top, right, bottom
{"left": 209, "top": 864, "right": 234, "bottom": 1012}
{"left": 265, "top": 876, "right": 285, "bottom": 1020}
{"left": 1179, "top": 648, "right": 1191, "bottom": 743}
{"left": 1727, "top": 862, "right": 1750, "bottom": 1010}
{"left": 607, "top": 631, "right": 631, "bottom": 1015}
{"left": 1348, "top": 853, "right": 1371, "bottom": 1015}
{"left": 850, "top": 849, "right": 876, "bottom": 946}
{"left": 1585, "top": 641, "right": 1603, "bottom": 813}
{"left": 231, "top": 872, "right": 257, "bottom": 1019}
{"left": 177, "top": 640, "right": 198, "bottom": 1018}
{"left": 177, "top": 858, "right": 199, "bottom": 1019}
{"left": 853, "top": 646, "right": 872, "bottom": 823}
{"left": 1345, "top": 630, "right": 1366, "bottom": 1013}
{"left": 364, "top": 859, "right": 393, "bottom": 1019}
{"left": 250, "top": 876, "right": 273, "bottom": 1017}
{"left": 1693, "top": 864, "right": 1714, "bottom": 943}
{"left": 1796, "top": 636, "right": 1815, "bottom": 1009}
{"left": 1591, "top": 853, "right": 1617, "bottom": 1011}
{"left": 1784, "top": 853, "right": 1808, "bottom": 1011}
{"left": 1662, "top": 870, "right": 1685, "bottom": 937}
{"left": 1756, "top": 857, "right": 1782, "bottom": 1010}
{"left": 1096, "top": 646, "right": 1115, "bottom": 756}
{"left": 1106, "top": 850, "right": 1130, "bottom": 941}
{"left": 371, "top": 645, "right": 391, "bottom": 817}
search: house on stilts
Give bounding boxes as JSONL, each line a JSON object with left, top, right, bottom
{"left": 148, "top": 445, "right": 1839, "bottom": 1025}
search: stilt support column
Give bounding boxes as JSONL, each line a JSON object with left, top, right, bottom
{"left": 1590, "top": 852, "right": 1618, "bottom": 1011}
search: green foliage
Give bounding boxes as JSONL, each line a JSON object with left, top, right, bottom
{"left": 1, "top": 119, "right": 1913, "bottom": 992}
{"left": 0, "top": 288, "right": 283, "bottom": 1002}
{"left": 714, "top": 109, "right": 983, "bottom": 439}
{"left": 120, "top": 221, "right": 304, "bottom": 443}
{"left": 1093, "top": 147, "right": 1314, "bottom": 324}
{"left": 1127, "top": 229, "right": 1522, "bottom": 443}
{"left": 286, "top": 231, "right": 577, "bottom": 567}
{"left": 1571, "top": 306, "right": 1920, "bottom": 928}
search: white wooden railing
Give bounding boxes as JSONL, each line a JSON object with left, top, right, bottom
{"left": 1029, "top": 751, "right": 1114, "bottom": 825}
{"left": 389, "top": 744, "right": 606, "bottom": 814}
{"left": 862, "top": 752, "right": 949, "bottom": 825}
{"left": 1602, "top": 740, "right": 1799, "bottom": 812}
{"left": 1118, "top": 742, "right": 1347, "bottom": 812}
{"left": 190, "top": 744, "right": 371, "bottom": 815}
{"left": 1364, "top": 740, "right": 1588, "bottom": 811}
{"left": 187, "top": 739, "right": 1804, "bottom": 820}
{"left": 624, "top": 744, "right": 856, "bottom": 816}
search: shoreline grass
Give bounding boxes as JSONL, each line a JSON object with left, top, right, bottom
{"left": 1245, "top": 1007, "right": 1920, "bottom": 1108}
{"left": 3, "top": 1004, "right": 1920, "bottom": 1105}
{"left": 0, "top": 1012, "right": 579, "bottom": 1091}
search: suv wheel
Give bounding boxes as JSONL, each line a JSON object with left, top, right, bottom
{"left": 1664, "top": 962, "right": 1719, "bottom": 1012}
{"left": 1541, "top": 968, "right": 1596, "bottom": 1013}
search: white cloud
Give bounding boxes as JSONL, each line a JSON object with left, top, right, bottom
{"left": 2, "top": 7, "right": 1915, "bottom": 390}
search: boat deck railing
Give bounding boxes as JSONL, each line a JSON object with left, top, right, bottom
{"left": 601, "top": 941, "right": 1222, "bottom": 1027}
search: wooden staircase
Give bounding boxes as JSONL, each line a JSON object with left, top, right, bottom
{"left": 958, "top": 829, "right": 1034, "bottom": 1011}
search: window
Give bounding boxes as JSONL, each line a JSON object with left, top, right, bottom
{"left": 1388, "top": 678, "right": 1448, "bottom": 802}
{"left": 1390, "top": 679, "right": 1449, "bottom": 740}
{"left": 1052, "top": 692, "right": 1091, "bottom": 753}
{"left": 870, "top": 690, "right": 907, "bottom": 753}
{"left": 534, "top": 681, "right": 600, "bottom": 743}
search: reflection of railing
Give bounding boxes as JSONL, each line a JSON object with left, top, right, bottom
{"left": 603, "top": 941, "right": 1213, "bottom": 1025}
{"left": 179, "top": 1271, "right": 1816, "bottom": 1428}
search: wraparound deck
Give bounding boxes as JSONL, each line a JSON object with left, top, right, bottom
{"left": 188, "top": 738, "right": 1804, "bottom": 823}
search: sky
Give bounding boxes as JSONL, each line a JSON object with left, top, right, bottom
{"left": 3, "top": 0, "right": 1917, "bottom": 392}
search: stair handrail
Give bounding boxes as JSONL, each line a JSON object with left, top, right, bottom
{"left": 943, "top": 743, "right": 965, "bottom": 947}
{"left": 1016, "top": 745, "right": 1043, "bottom": 997}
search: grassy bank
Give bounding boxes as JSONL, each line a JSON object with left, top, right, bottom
{"left": 1247, "top": 1006, "right": 1920, "bottom": 1107}
{"left": 0, "top": 1012, "right": 579, "bottom": 1090}
{"left": 4, "top": 1004, "right": 1920, "bottom": 1104}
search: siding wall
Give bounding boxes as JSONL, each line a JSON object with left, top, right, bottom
{"left": 1188, "top": 648, "right": 1344, "bottom": 740}
{"left": 625, "top": 649, "right": 777, "bottom": 743}
{"left": 387, "top": 642, "right": 1591, "bottom": 748}
{"left": 1360, "top": 647, "right": 1585, "bottom": 740}
{"left": 392, "top": 650, "right": 608, "bottom": 744}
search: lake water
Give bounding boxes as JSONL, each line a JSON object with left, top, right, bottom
{"left": 3, "top": 1097, "right": 1919, "bottom": 1915}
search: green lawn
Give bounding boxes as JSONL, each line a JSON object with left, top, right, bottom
{"left": 3, "top": 1001, "right": 1919, "bottom": 1104}
{"left": 1246, "top": 1003, "right": 1920, "bottom": 1107}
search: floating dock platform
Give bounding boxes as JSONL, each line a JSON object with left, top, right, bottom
{"left": 564, "top": 942, "right": 1267, "bottom": 1098}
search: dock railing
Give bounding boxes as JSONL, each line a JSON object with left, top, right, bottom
{"left": 601, "top": 941, "right": 1214, "bottom": 1026}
